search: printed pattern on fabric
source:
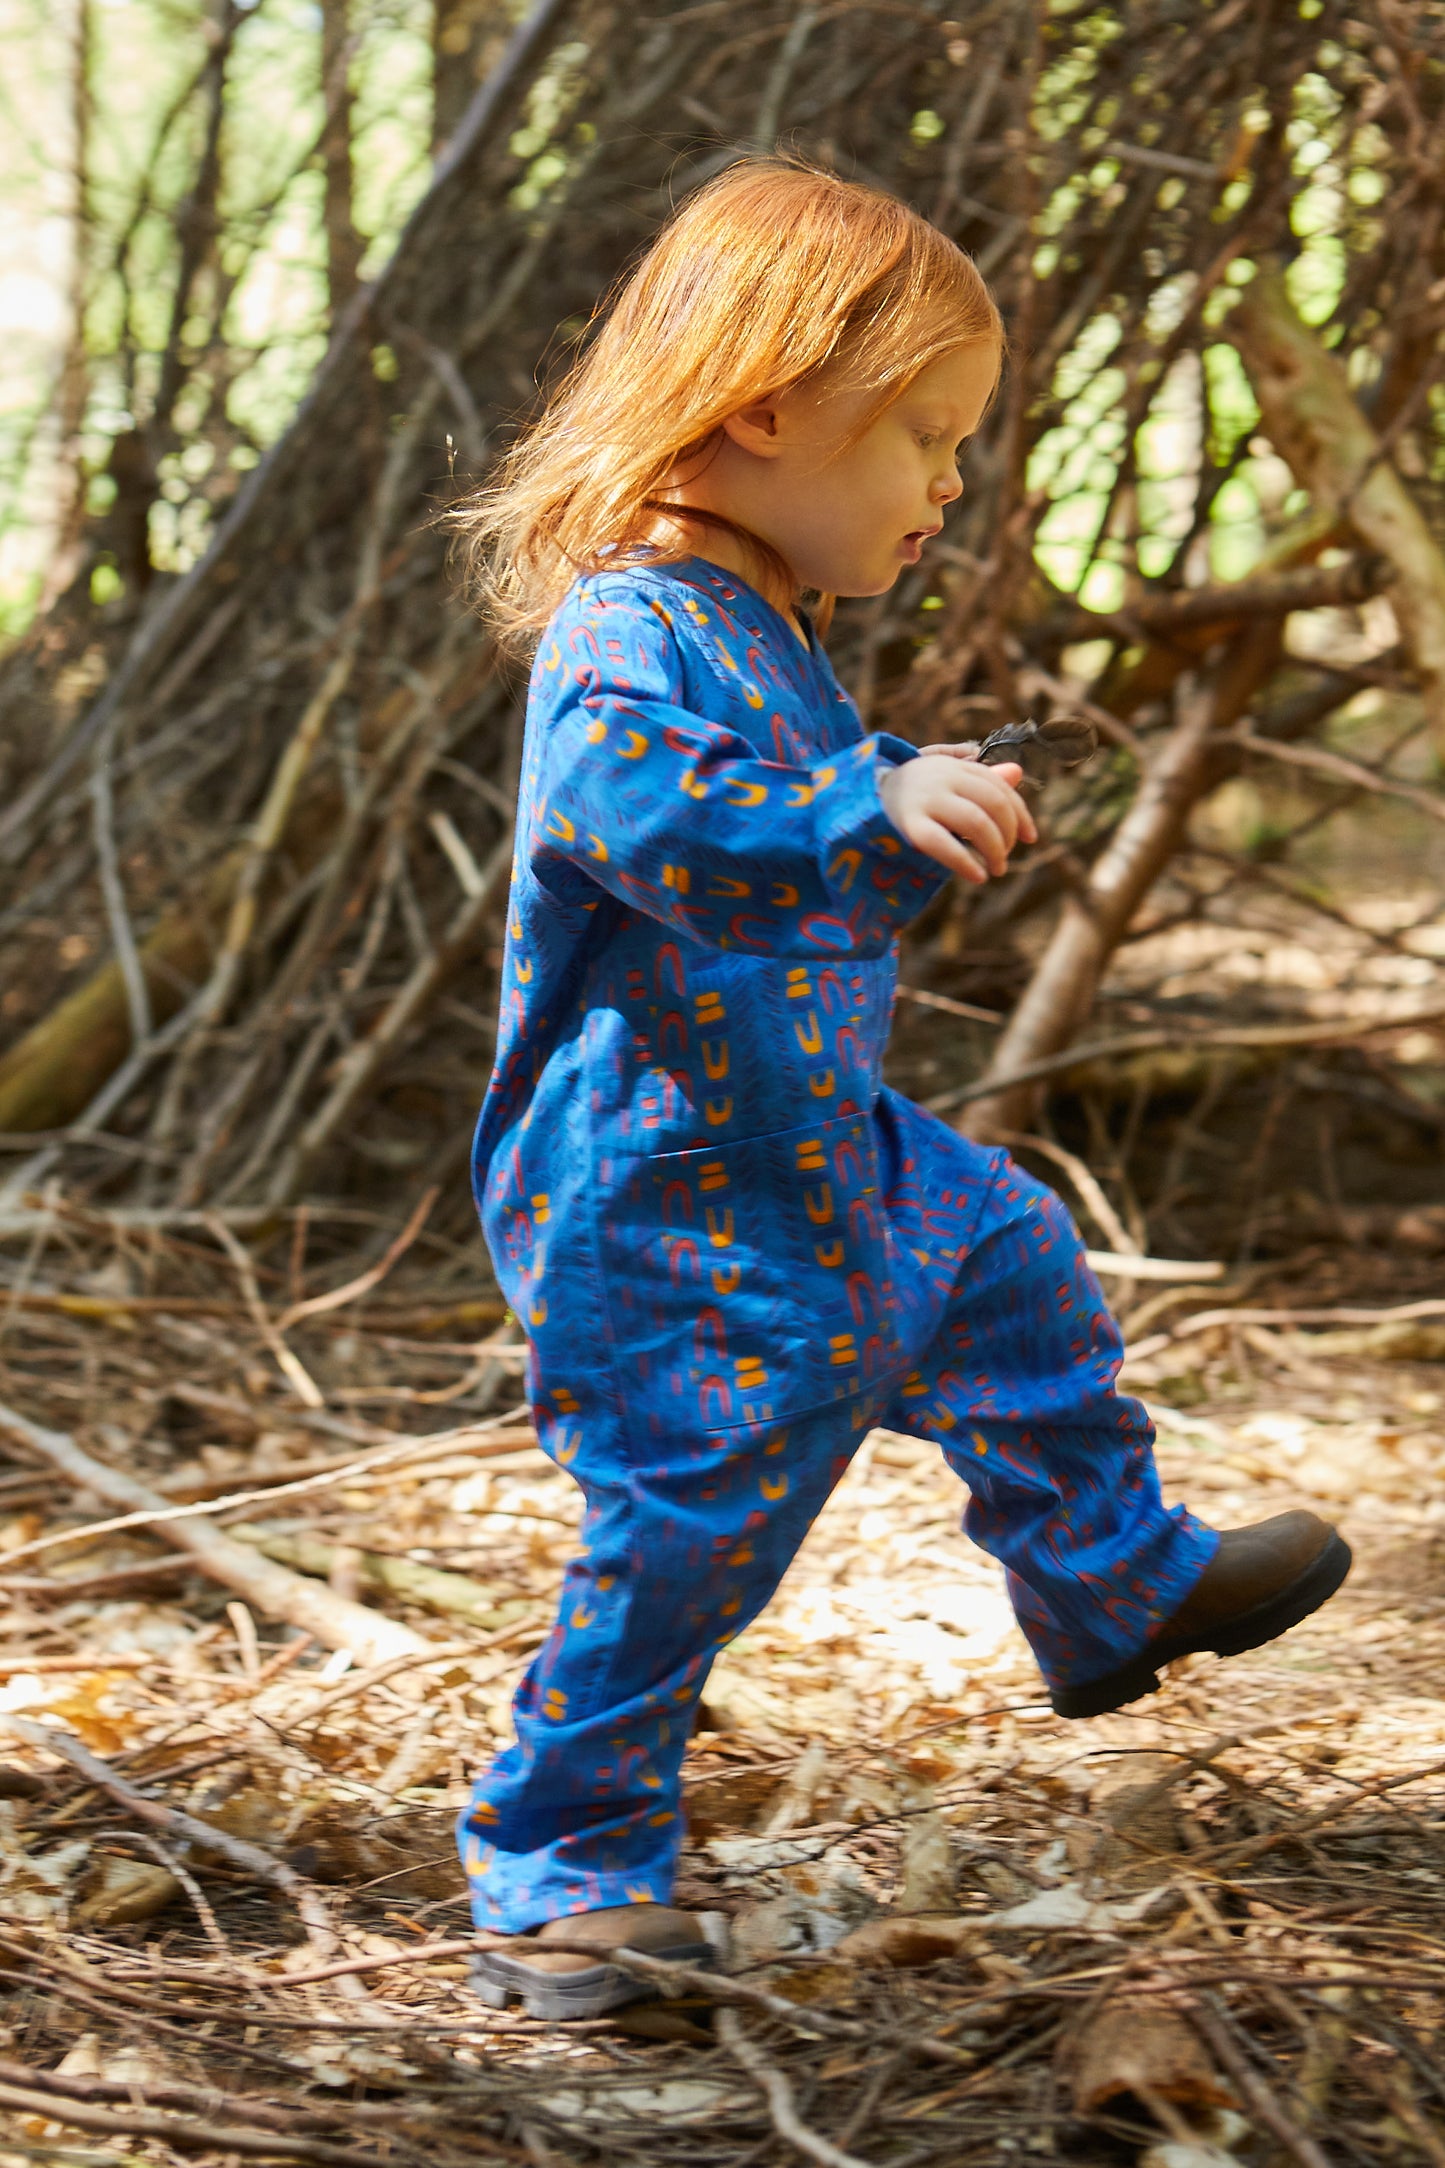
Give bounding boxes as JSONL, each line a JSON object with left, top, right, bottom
{"left": 459, "top": 558, "right": 1216, "bottom": 1932}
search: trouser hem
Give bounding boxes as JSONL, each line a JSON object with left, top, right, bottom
{"left": 466, "top": 1867, "right": 676, "bottom": 1937}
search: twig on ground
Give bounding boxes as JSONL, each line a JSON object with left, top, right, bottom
{"left": 207, "top": 1215, "right": 325, "bottom": 1408}
{"left": 0, "top": 1653, "right": 152, "bottom": 1678}
{"left": 717, "top": 2007, "right": 875, "bottom": 2168}
{"left": 0, "top": 1403, "right": 429, "bottom": 1664}
{"left": 928, "top": 999, "right": 1445, "bottom": 1114}
{"left": 278, "top": 1185, "right": 439, "bottom": 1329}
{"left": 1085, "top": 1252, "right": 1224, "bottom": 1282}
{"left": 530, "top": 1942, "right": 979, "bottom": 2067}
{"left": 0, "top": 1403, "right": 531, "bottom": 1564}
{"left": 0, "top": 2078, "right": 377, "bottom": 2166}
{"left": 0, "top": 1715, "right": 351, "bottom": 1978}
{"left": 108, "top": 1934, "right": 483, "bottom": 1991}
{"left": 282, "top": 1632, "right": 510, "bottom": 1724}
{"left": 1185, "top": 1993, "right": 1333, "bottom": 2168}
{"left": 0, "top": 1558, "right": 195, "bottom": 1600}
{"left": 100, "top": 1826, "right": 232, "bottom": 1957}
{"left": 1126, "top": 1293, "right": 1445, "bottom": 1361}
{"left": 1195, "top": 1754, "right": 1445, "bottom": 1869}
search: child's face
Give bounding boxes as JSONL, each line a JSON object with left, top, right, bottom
{"left": 715, "top": 341, "right": 1000, "bottom": 598}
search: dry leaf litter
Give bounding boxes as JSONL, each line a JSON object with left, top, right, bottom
{"left": 0, "top": 1231, "right": 1441, "bottom": 2168}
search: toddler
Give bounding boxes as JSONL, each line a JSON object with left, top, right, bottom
{"left": 453, "top": 161, "right": 1349, "bottom": 2020}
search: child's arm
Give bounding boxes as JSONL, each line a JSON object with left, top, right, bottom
{"left": 532, "top": 593, "right": 1029, "bottom": 959}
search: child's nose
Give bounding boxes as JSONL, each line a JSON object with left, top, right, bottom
{"left": 932, "top": 465, "right": 964, "bottom": 506}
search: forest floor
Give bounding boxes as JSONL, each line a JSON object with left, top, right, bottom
{"left": 0, "top": 859, "right": 1443, "bottom": 2161}
{"left": 0, "top": 1250, "right": 1442, "bottom": 2168}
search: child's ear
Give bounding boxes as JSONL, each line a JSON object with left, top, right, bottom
{"left": 720, "top": 398, "right": 785, "bottom": 459}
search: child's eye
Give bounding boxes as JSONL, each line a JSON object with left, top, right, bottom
{"left": 915, "top": 430, "right": 938, "bottom": 449}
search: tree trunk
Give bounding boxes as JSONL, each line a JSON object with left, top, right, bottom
{"left": 960, "top": 675, "right": 1222, "bottom": 1141}
{"left": 36, "top": 0, "right": 93, "bottom": 616}
{"left": 152, "top": 0, "right": 237, "bottom": 435}
{"left": 433, "top": 0, "right": 503, "bottom": 153}
{"left": 320, "top": 0, "right": 362, "bottom": 317}
{"left": 1231, "top": 267, "right": 1445, "bottom": 753}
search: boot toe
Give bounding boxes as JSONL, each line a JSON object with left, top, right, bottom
{"left": 1050, "top": 1511, "right": 1351, "bottom": 1722}
{"left": 1170, "top": 1509, "right": 1337, "bottom": 1638}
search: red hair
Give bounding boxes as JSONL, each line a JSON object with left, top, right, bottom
{"left": 457, "top": 158, "right": 1002, "bottom": 649}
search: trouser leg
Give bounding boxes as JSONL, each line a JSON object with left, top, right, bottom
{"left": 885, "top": 1150, "right": 1217, "bottom": 1693}
{"left": 457, "top": 1401, "right": 866, "bottom": 1932}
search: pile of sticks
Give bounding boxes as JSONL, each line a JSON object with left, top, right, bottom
{"left": 0, "top": 0, "right": 1439, "bottom": 1265}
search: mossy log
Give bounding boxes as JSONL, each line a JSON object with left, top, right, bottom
{"left": 0, "top": 854, "right": 238, "bottom": 1134}
{"left": 0, "top": 677, "right": 424, "bottom": 1136}
{"left": 230, "top": 1523, "right": 530, "bottom": 1631}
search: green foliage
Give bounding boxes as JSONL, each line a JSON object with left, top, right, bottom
{"left": 0, "top": 0, "right": 1437, "bottom": 639}
{"left": 1021, "top": 7, "right": 1426, "bottom": 613}
{"left": 0, "top": 0, "right": 433, "bottom": 610}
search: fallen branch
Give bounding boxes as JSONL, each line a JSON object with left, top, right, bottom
{"left": 1084, "top": 1253, "right": 1224, "bottom": 1283}
{"left": 1232, "top": 727, "right": 1445, "bottom": 826}
{"left": 0, "top": 1715, "right": 348, "bottom": 1976}
{"left": 1132, "top": 1294, "right": 1445, "bottom": 1360}
{"left": 0, "top": 2075, "right": 371, "bottom": 2165}
{"left": 0, "top": 1403, "right": 428, "bottom": 1665}
{"left": 0, "top": 1406, "right": 532, "bottom": 1565}
{"left": 718, "top": 2007, "right": 875, "bottom": 2168}
{"left": 1184, "top": 1995, "right": 1333, "bottom": 2168}
{"left": 927, "top": 998, "right": 1445, "bottom": 1116}
{"left": 957, "top": 675, "right": 1226, "bottom": 1138}
{"left": 230, "top": 1525, "right": 522, "bottom": 1630}
{"left": 278, "top": 1184, "right": 438, "bottom": 1328}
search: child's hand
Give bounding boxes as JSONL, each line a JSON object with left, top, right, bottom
{"left": 878, "top": 752, "right": 1037, "bottom": 883}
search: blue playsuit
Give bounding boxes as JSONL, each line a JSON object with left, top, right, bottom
{"left": 458, "top": 557, "right": 1215, "bottom": 1931}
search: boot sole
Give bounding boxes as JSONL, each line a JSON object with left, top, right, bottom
{"left": 471, "top": 1940, "right": 716, "bottom": 2022}
{"left": 1051, "top": 1530, "right": 1353, "bottom": 1721}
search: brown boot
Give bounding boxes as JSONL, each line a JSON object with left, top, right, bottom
{"left": 1052, "top": 1511, "right": 1351, "bottom": 1720}
{"left": 471, "top": 1902, "right": 713, "bottom": 2020}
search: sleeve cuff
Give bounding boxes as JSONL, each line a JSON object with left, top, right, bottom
{"left": 872, "top": 730, "right": 926, "bottom": 770}
{"left": 820, "top": 735, "right": 951, "bottom": 936}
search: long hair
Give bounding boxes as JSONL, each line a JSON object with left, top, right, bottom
{"left": 455, "top": 158, "right": 1003, "bottom": 651}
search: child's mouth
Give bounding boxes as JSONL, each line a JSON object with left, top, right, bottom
{"left": 900, "top": 527, "right": 939, "bottom": 562}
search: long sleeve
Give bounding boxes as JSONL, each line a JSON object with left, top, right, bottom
{"left": 529, "top": 589, "right": 946, "bottom": 959}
